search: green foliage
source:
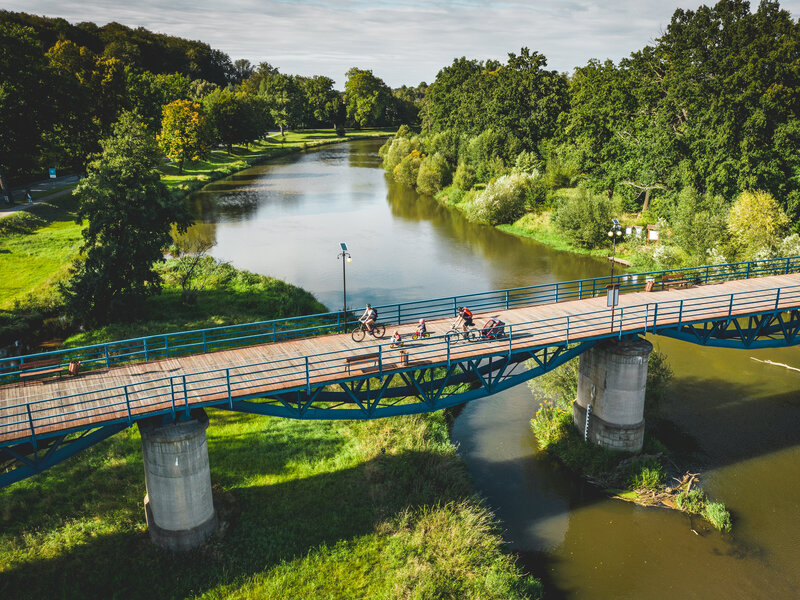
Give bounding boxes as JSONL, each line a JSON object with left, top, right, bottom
{"left": 469, "top": 173, "right": 533, "bottom": 225}
{"left": 0, "top": 211, "right": 47, "bottom": 236}
{"left": 452, "top": 161, "right": 476, "bottom": 191}
{"left": 703, "top": 502, "right": 732, "bottom": 532}
{"left": 344, "top": 67, "right": 393, "bottom": 128}
{"left": 669, "top": 187, "right": 730, "bottom": 259}
{"left": 513, "top": 150, "right": 543, "bottom": 176}
{"left": 623, "top": 456, "right": 665, "bottom": 489}
{"left": 551, "top": 186, "right": 616, "bottom": 248}
{"left": 416, "top": 152, "right": 451, "bottom": 195}
{"left": 463, "top": 129, "right": 520, "bottom": 183}
{"left": 380, "top": 135, "right": 420, "bottom": 173}
{"left": 676, "top": 488, "right": 705, "bottom": 512}
{"left": 63, "top": 111, "right": 192, "bottom": 325}
{"left": 158, "top": 99, "right": 210, "bottom": 173}
{"left": 728, "top": 190, "right": 790, "bottom": 259}
{"left": 530, "top": 403, "right": 573, "bottom": 449}
{"left": 645, "top": 349, "right": 673, "bottom": 418}
{"left": 527, "top": 356, "right": 579, "bottom": 410}
{"left": 393, "top": 149, "right": 423, "bottom": 188}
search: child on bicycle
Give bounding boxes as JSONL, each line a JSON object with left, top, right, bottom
{"left": 415, "top": 318, "right": 427, "bottom": 338}
{"left": 391, "top": 331, "right": 403, "bottom": 347}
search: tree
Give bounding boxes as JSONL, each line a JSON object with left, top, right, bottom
{"left": 203, "top": 89, "right": 269, "bottom": 152}
{"left": 344, "top": 67, "right": 392, "bottom": 128}
{"left": 257, "top": 72, "right": 305, "bottom": 134}
{"left": 158, "top": 99, "right": 209, "bottom": 173}
{"left": 728, "top": 190, "right": 789, "bottom": 258}
{"left": 298, "top": 75, "right": 342, "bottom": 127}
{"left": 64, "top": 111, "right": 192, "bottom": 325}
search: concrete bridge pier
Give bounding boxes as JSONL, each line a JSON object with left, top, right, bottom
{"left": 138, "top": 409, "right": 217, "bottom": 551}
{"left": 573, "top": 338, "right": 652, "bottom": 453}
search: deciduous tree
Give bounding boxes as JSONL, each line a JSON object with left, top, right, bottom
{"left": 158, "top": 99, "right": 209, "bottom": 173}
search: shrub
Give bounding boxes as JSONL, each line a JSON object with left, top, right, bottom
{"left": 0, "top": 211, "right": 47, "bottom": 237}
{"left": 530, "top": 404, "right": 573, "bottom": 450}
{"left": 670, "top": 187, "right": 729, "bottom": 259}
{"left": 416, "top": 153, "right": 451, "bottom": 195}
{"left": 469, "top": 173, "right": 533, "bottom": 225}
{"left": 381, "top": 135, "right": 420, "bottom": 174}
{"left": 513, "top": 150, "right": 543, "bottom": 176}
{"left": 703, "top": 502, "right": 732, "bottom": 532}
{"left": 527, "top": 356, "right": 579, "bottom": 410}
{"left": 452, "top": 161, "right": 476, "bottom": 191}
{"left": 463, "top": 129, "right": 520, "bottom": 183}
{"left": 676, "top": 488, "right": 705, "bottom": 513}
{"left": 551, "top": 187, "right": 616, "bottom": 248}
{"left": 645, "top": 349, "right": 673, "bottom": 418}
{"left": 394, "top": 149, "right": 423, "bottom": 188}
{"left": 423, "top": 129, "right": 463, "bottom": 166}
{"left": 728, "top": 190, "right": 790, "bottom": 259}
{"left": 395, "top": 124, "right": 412, "bottom": 138}
{"left": 624, "top": 457, "right": 665, "bottom": 490}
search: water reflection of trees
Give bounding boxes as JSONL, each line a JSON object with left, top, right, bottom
{"left": 384, "top": 178, "right": 608, "bottom": 287}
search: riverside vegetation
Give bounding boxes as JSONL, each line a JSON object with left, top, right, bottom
{"left": 528, "top": 353, "right": 732, "bottom": 533}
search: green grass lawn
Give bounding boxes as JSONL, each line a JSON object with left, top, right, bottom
{"left": 0, "top": 409, "right": 542, "bottom": 599}
{"left": 0, "top": 196, "right": 83, "bottom": 310}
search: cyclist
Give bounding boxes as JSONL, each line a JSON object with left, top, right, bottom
{"left": 415, "top": 318, "right": 427, "bottom": 338}
{"left": 456, "top": 306, "right": 474, "bottom": 332}
{"left": 359, "top": 303, "right": 377, "bottom": 334}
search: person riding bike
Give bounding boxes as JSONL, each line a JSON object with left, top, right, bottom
{"left": 359, "top": 303, "right": 377, "bottom": 333}
{"left": 456, "top": 306, "right": 474, "bottom": 331}
{"left": 415, "top": 318, "right": 427, "bottom": 338}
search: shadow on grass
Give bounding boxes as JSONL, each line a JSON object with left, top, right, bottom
{"left": 0, "top": 443, "right": 472, "bottom": 600}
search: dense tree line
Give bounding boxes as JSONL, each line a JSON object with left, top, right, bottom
{"left": 0, "top": 11, "right": 423, "bottom": 194}
{"left": 382, "top": 0, "right": 800, "bottom": 267}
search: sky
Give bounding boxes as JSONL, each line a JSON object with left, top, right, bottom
{"left": 6, "top": 1, "right": 800, "bottom": 88}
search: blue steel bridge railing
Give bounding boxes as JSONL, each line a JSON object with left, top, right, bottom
{"left": 1, "top": 255, "right": 799, "bottom": 384}
{"left": 3, "top": 281, "right": 800, "bottom": 446}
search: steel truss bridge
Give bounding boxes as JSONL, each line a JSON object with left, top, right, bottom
{"left": 2, "top": 257, "right": 800, "bottom": 487}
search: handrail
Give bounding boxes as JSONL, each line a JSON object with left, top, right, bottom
{"left": 2, "top": 255, "right": 799, "bottom": 383}
{"left": 2, "top": 280, "right": 800, "bottom": 445}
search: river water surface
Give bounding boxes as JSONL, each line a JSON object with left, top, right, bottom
{"left": 190, "top": 139, "right": 800, "bottom": 599}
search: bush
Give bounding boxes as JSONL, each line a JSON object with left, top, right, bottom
{"left": 423, "top": 129, "right": 463, "bottom": 166}
{"left": 394, "top": 149, "right": 423, "bottom": 188}
{"left": 670, "top": 187, "right": 729, "bottom": 259}
{"left": 513, "top": 150, "right": 543, "bottom": 176}
{"left": 703, "top": 502, "right": 732, "bottom": 532}
{"left": 676, "top": 488, "right": 705, "bottom": 512}
{"left": 728, "top": 190, "right": 790, "bottom": 259}
{"left": 395, "top": 124, "right": 412, "bottom": 138}
{"left": 551, "top": 187, "right": 616, "bottom": 248}
{"left": 416, "top": 153, "right": 451, "bottom": 195}
{"left": 469, "top": 173, "right": 532, "bottom": 225}
{"left": 624, "top": 457, "right": 665, "bottom": 490}
{"left": 0, "top": 211, "right": 47, "bottom": 237}
{"left": 463, "top": 129, "right": 520, "bottom": 183}
{"left": 452, "top": 161, "right": 476, "bottom": 191}
{"left": 381, "top": 135, "right": 420, "bottom": 174}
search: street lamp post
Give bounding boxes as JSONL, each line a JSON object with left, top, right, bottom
{"left": 337, "top": 242, "right": 352, "bottom": 330}
{"left": 607, "top": 219, "right": 623, "bottom": 331}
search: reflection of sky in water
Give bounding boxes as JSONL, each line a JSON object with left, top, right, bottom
{"left": 191, "top": 139, "right": 608, "bottom": 312}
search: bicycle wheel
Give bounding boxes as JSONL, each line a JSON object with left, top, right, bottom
{"left": 412, "top": 332, "right": 419, "bottom": 340}
{"left": 465, "top": 330, "right": 478, "bottom": 342}
{"left": 372, "top": 323, "right": 386, "bottom": 338}
{"left": 446, "top": 330, "right": 462, "bottom": 344}
{"left": 351, "top": 326, "right": 366, "bottom": 342}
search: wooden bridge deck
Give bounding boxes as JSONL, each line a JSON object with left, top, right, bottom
{"left": 2, "top": 273, "right": 799, "bottom": 445}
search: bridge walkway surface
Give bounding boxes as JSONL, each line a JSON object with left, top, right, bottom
{"left": 1, "top": 273, "right": 799, "bottom": 446}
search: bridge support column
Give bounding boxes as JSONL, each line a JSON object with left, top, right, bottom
{"left": 139, "top": 410, "right": 217, "bottom": 551}
{"left": 573, "top": 338, "right": 652, "bottom": 453}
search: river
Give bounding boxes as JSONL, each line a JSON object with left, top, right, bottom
{"left": 189, "top": 139, "right": 800, "bottom": 599}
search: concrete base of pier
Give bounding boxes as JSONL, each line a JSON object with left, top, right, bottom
{"left": 139, "top": 410, "right": 217, "bottom": 551}
{"left": 573, "top": 338, "right": 652, "bottom": 453}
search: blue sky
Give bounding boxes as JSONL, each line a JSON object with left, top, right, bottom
{"left": 7, "top": 1, "right": 800, "bottom": 88}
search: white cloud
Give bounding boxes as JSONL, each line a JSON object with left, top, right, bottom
{"left": 7, "top": 0, "right": 800, "bottom": 87}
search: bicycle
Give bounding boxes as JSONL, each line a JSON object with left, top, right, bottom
{"left": 351, "top": 320, "right": 386, "bottom": 342}
{"left": 411, "top": 330, "right": 430, "bottom": 340}
{"left": 444, "top": 321, "right": 477, "bottom": 343}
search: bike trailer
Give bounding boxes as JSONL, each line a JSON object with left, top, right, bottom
{"left": 480, "top": 319, "right": 506, "bottom": 339}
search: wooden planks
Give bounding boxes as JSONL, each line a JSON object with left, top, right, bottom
{"left": 1, "top": 273, "right": 799, "bottom": 444}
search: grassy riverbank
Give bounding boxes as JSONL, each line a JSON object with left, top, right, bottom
{"left": 0, "top": 129, "right": 390, "bottom": 314}
{"left": 0, "top": 408, "right": 541, "bottom": 599}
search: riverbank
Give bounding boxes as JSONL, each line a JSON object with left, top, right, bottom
{"left": 0, "top": 257, "right": 542, "bottom": 599}
{"left": 0, "top": 129, "right": 391, "bottom": 313}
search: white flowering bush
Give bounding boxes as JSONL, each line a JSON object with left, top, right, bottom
{"left": 469, "top": 173, "right": 532, "bottom": 225}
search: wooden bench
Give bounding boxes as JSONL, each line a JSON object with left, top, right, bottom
{"left": 19, "top": 358, "right": 64, "bottom": 381}
{"left": 345, "top": 352, "right": 380, "bottom": 374}
{"left": 661, "top": 274, "right": 693, "bottom": 290}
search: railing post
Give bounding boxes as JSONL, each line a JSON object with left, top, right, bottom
{"left": 729, "top": 293, "right": 734, "bottom": 319}
{"left": 378, "top": 346, "right": 383, "bottom": 379}
{"left": 565, "top": 315, "right": 570, "bottom": 345}
{"left": 678, "top": 300, "right": 684, "bottom": 328}
{"left": 592, "top": 279, "right": 596, "bottom": 297}
{"left": 202, "top": 330, "right": 207, "bottom": 354}
{"left": 645, "top": 304, "right": 649, "bottom": 332}
{"left": 124, "top": 385, "right": 132, "bottom": 424}
{"left": 446, "top": 335, "right": 451, "bottom": 370}
{"left": 226, "top": 369, "right": 233, "bottom": 408}
{"left": 26, "top": 404, "right": 37, "bottom": 449}
{"left": 170, "top": 377, "right": 176, "bottom": 418}
{"left": 104, "top": 344, "right": 111, "bottom": 368}
{"left": 397, "top": 305, "right": 401, "bottom": 326}
{"left": 618, "top": 307, "right": 624, "bottom": 339}
{"left": 183, "top": 375, "right": 190, "bottom": 418}
{"left": 555, "top": 284, "right": 559, "bottom": 303}
{"left": 164, "top": 335, "right": 170, "bottom": 359}
{"left": 273, "top": 322, "right": 277, "bottom": 343}
{"left": 745, "top": 262, "right": 751, "bottom": 279}
{"left": 578, "top": 281, "right": 583, "bottom": 300}
{"left": 652, "top": 303, "right": 658, "bottom": 333}
{"left": 144, "top": 338, "right": 149, "bottom": 362}
{"left": 775, "top": 288, "right": 781, "bottom": 312}
{"left": 705, "top": 266, "right": 710, "bottom": 283}
{"left": 786, "top": 257, "right": 790, "bottom": 274}
{"left": 305, "top": 356, "right": 311, "bottom": 395}
{"left": 505, "top": 290, "right": 510, "bottom": 310}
